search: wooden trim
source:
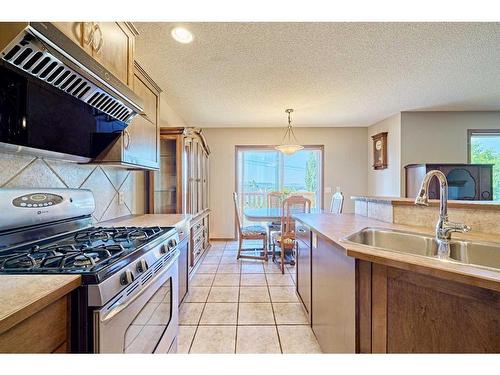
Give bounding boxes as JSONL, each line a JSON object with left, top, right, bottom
{"left": 123, "top": 21, "right": 139, "bottom": 36}
{"left": 356, "top": 260, "right": 372, "bottom": 353}
{"left": 371, "top": 263, "right": 388, "bottom": 353}
{"left": 134, "top": 60, "right": 162, "bottom": 93}
{"left": 210, "top": 237, "right": 237, "bottom": 241}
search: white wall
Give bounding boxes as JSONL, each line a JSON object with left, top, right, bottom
{"left": 204, "top": 127, "right": 368, "bottom": 239}
{"left": 367, "top": 113, "right": 401, "bottom": 196}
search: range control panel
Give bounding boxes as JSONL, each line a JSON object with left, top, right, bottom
{"left": 12, "top": 193, "right": 64, "bottom": 208}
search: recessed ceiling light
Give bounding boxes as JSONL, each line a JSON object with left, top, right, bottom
{"left": 171, "top": 27, "right": 194, "bottom": 44}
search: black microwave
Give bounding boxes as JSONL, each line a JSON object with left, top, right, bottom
{"left": 0, "top": 62, "right": 127, "bottom": 162}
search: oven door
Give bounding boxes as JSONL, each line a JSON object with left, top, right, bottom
{"left": 94, "top": 250, "right": 179, "bottom": 353}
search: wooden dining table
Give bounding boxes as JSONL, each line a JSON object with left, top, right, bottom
{"left": 243, "top": 207, "right": 322, "bottom": 264}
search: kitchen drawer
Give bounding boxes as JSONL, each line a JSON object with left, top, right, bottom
{"left": 191, "top": 219, "right": 204, "bottom": 235}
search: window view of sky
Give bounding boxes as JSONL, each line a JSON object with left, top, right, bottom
{"left": 241, "top": 150, "right": 319, "bottom": 192}
{"left": 470, "top": 135, "right": 500, "bottom": 200}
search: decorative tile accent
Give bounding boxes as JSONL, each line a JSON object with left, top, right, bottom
{"left": 80, "top": 167, "right": 116, "bottom": 222}
{"left": 4, "top": 159, "right": 66, "bottom": 188}
{"left": 100, "top": 193, "right": 132, "bottom": 223}
{"left": 102, "top": 166, "right": 130, "bottom": 190}
{"left": 45, "top": 159, "right": 94, "bottom": 188}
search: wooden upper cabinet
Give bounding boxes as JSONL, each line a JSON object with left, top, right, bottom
{"left": 92, "top": 22, "right": 136, "bottom": 87}
{"left": 52, "top": 22, "right": 137, "bottom": 87}
{"left": 52, "top": 22, "right": 93, "bottom": 54}
{"left": 122, "top": 62, "right": 161, "bottom": 169}
{"left": 133, "top": 72, "right": 158, "bottom": 124}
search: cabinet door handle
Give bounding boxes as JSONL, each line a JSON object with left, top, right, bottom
{"left": 123, "top": 129, "right": 131, "bottom": 150}
{"left": 92, "top": 23, "right": 104, "bottom": 54}
{"left": 84, "top": 22, "right": 95, "bottom": 46}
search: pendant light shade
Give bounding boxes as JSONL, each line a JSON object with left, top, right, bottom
{"left": 275, "top": 109, "right": 303, "bottom": 155}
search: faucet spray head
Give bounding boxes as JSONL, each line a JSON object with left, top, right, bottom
{"left": 415, "top": 189, "right": 429, "bottom": 206}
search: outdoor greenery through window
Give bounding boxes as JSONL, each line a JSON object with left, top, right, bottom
{"left": 236, "top": 147, "right": 323, "bottom": 226}
{"left": 470, "top": 131, "right": 500, "bottom": 200}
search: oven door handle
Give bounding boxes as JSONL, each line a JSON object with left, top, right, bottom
{"left": 100, "top": 250, "right": 179, "bottom": 323}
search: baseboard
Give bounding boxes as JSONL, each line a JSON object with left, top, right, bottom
{"left": 210, "top": 237, "right": 236, "bottom": 241}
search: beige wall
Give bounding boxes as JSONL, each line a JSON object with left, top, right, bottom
{"left": 400, "top": 111, "right": 500, "bottom": 193}
{"left": 204, "top": 127, "right": 368, "bottom": 239}
{"left": 367, "top": 113, "right": 401, "bottom": 196}
{"left": 0, "top": 152, "right": 146, "bottom": 223}
{"left": 159, "top": 94, "right": 187, "bottom": 126}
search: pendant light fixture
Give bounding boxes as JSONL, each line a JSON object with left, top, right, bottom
{"left": 275, "top": 108, "right": 304, "bottom": 155}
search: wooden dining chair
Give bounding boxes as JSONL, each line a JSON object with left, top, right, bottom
{"left": 233, "top": 192, "right": 268, "bottom": 261}
{"left": 272, "top": 195, "right": 311, "bottom": 273}
{"left": 266, "top": 191, "right": 283, "bottom": 246}
{"left": 330, "top": 187, "right": 344, "bottom": 214}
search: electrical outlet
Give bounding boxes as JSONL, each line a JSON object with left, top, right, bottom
{"left": 118, "top": 191, "right": 124, "bottom": 205}
{"left": 325, "top": 186, "right": 332, "bottom": 194}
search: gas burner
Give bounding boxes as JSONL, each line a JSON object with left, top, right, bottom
{"left": 74, "top": 229, "right": 112, "bottom": 243}
{"left": 73, "top": 252, "right": 99, "bottom": 267}
{"left": 0, "top": 225, "right": 172, "bottom": 274}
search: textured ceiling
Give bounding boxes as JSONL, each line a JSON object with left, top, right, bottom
{"left": 135, "top": 22, "right": 500, "bottom": 127}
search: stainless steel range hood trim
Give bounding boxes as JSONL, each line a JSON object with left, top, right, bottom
{"left": 28, "top": 23, "right": 144, "bottom": 115}
{"left": 0, "top": 22, "right": 144, "bottom": 123}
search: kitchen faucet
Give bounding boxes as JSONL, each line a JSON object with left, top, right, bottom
{"left": 414, "top": 170, "right": 471, "bottom": 258}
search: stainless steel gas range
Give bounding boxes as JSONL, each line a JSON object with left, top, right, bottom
{"left": 0, "top": 188, "right": 180, "bottom": 353}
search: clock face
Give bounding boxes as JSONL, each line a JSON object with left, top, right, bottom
{"left": 375, "top": 140, "right": 382, "bottom": 151}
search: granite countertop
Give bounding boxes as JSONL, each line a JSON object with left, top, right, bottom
{"left": 100, "top": 214, "right": 191, "bottom": 228}
{"left": 351, "top": 195, "right": 500, "bottom": 211}
{"left": 0, "top": 275, "right": 81, "bottom": 335}
{"left": 293, "top": 213, "right": 500, "bottom": 292}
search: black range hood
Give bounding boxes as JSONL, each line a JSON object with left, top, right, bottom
{"left": 0, "top": 22, "right": 144, "bottom": 162}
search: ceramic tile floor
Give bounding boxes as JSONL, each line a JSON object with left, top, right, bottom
{"left": 177, "top": 240, "right": 322, "bottom": 354}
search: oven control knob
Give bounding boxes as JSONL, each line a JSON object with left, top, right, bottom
{"left": 136, "top": 259, "right": 148, "bottom": 273}
{"left": 168, "top": 239, "right": 177, "bottom": 249}
{"left": 161, "top": 243, "right": 168, "bottom": 254}
{"left": 120, "top": 269, "right": 134, "bottom": 285}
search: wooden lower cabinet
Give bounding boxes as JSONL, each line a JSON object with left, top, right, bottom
{"left": 311, "top": 233, "right": 356, "bottom": 353}
{"left": 189, "top": 211, "right": 211, "bottom": 272}
{"left": 357, "top": 261, "right": 500, "bottom": 353}
{"left": 0, "top": 296, "right": 70, "bottom": 353}
{"left": 295, "top": 222, "right": 311, "bottom": 323}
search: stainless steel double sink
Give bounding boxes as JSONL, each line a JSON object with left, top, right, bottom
{"left": 343, "top": 227, "right": 500, "bottom": 272}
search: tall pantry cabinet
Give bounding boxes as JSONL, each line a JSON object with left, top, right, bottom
{"left": 149, "top": 128, "right": 211, "bottom": 273}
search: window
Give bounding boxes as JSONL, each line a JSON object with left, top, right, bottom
{"left": 468, "top": 130, "right": 500, "bottom": 200}
{"left": 236, "top": 146, "right": 323, "bottom": 225}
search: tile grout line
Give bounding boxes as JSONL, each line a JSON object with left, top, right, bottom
{"left": 264, "top": 265, "right": 284, "bottom": 354}
{"left": 186, "top": 249, "right": 219, "bottom": 354}
{"left": 188, "top": 240, "right": 227, "bottom": 353}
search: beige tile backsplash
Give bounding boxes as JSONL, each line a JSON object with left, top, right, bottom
{"left": 354, "top": 197, "right": 500, "bottom": 235}
{"left": 0, "top": 152, "right": 146, "bottom": 223}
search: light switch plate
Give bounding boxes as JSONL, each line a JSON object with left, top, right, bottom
{"left": 118, "top": 191, "right": 124, "bottom": 205}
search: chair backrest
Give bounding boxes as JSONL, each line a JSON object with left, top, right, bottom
{"left": 281, "top": 195, "right": 311, "bottom": 234}
{"left": 267, "top": 191, "right": 282, "bottom": 208}
{"left": 330, "top": 188, "right": 344, "bottom": 214}
{"left": 233, "top": 192, "right": 243, "bottom": 235}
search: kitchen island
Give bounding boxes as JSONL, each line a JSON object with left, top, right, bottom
{"left": 293, "top": 212, "right": 500, "bottom": 353}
